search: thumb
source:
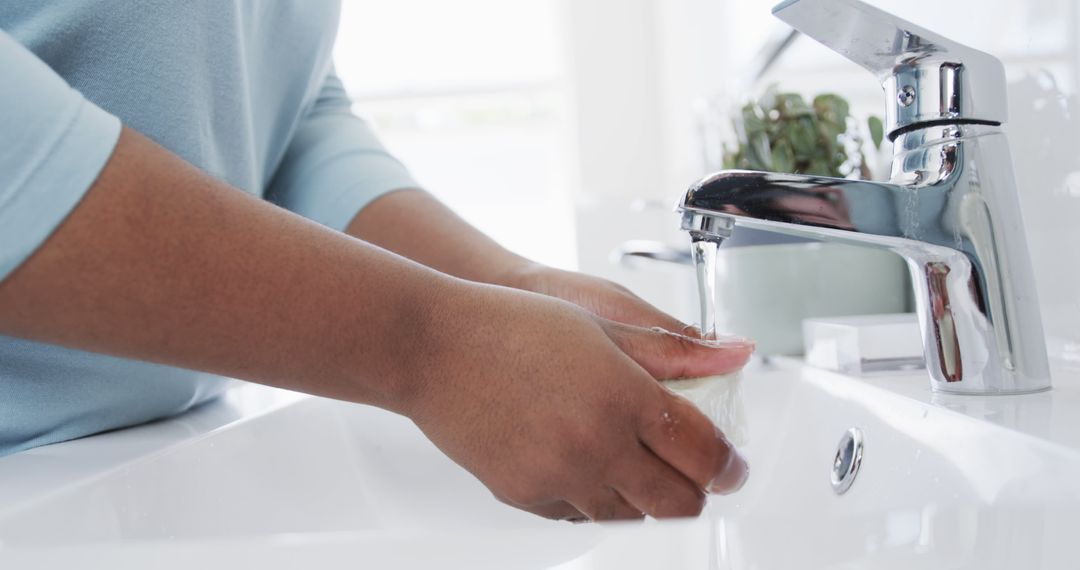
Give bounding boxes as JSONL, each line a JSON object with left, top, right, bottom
{"left": 605, "top": 322, "right": 755, "bottom": 380}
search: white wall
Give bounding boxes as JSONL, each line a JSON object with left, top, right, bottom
{"left": 561, "top": 0, "right": 678, "bottom": 312}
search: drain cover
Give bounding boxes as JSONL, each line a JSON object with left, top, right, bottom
{"left": 831, "top": 427, "right": 864, "bottom": 495}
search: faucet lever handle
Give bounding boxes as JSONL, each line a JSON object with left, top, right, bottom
{"left": 772, "top": 0, "right": 1007, "bottom": 138}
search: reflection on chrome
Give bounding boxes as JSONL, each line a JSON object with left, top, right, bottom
{"left": 679, "top": 0, "right": 1051, "bottom": 394}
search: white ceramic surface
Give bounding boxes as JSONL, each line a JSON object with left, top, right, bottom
{"left": 3, "top": 358, "right": 1079, "bottom": 569}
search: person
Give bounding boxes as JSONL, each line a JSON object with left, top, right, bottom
{"left": 0, "top": 1, "right": 752, "bottom": 522}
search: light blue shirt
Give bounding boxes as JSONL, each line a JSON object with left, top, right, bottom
{"left": 0, "top": 1, "right": 418, "bottom": 456}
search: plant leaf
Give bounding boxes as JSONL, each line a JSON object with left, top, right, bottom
{"left": 741, "top": 103, "right": 766, "bottom": 138}
{"left": 777, "top": 93, "right": 812, "bottom": 118}
{"left": 772, "top": 140, "right": 795, "bottom": 173}
{"left": 748, "top": 132, "right": 772, "bottom": 171}
{"left": 868, "top": 115, "right": 885, "bottom": 149}
{"left": 789, "top": 117, "right": 817, "bottom": 156}
{"left": 813, "top": 93, "right": 850, "bottom": 128}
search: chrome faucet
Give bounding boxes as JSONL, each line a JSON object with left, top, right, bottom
{"left": 678, "top": 0, "right": 1051, "bottom": 394}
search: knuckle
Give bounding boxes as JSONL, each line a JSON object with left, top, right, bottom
{"left": 608, "top": 505, "right": 645, "bottom": 521}
{"left": 682, "top": 492, "right": 708, "bottom": 517}
{"left": 579, "top": 488, "right": 640, "bottom": 522}
{"left": 555, "top": 427, "right": 601, "bottom": 468}
{"left": 557, "top": 421, "right": 625, "bottom": 474}
{"left": 685, "top": 433, "right": 729, "bottom": 483}
{"left": 535, "top": 503, "right": 582, "bottom": 522}
{"left": 586, "top": 499, "right": 618, "bottom": 521}
{"left": 636, "top": 474, "right": 705, "bottom": 518}
{"left": 640, "top": 392, "right": 680, "bottom": 429}
{"left": 656, "top": 486, "right": 706, "bottom": 518}
{"left": 637, "top": 473, "right": 669, "bottom": 500}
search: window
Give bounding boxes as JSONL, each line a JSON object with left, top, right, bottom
{"left": 333, "top": 0, "right": 577, "bottom": 269}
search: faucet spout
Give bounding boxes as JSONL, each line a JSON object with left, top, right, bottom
{"left": 680, "top": 170, "right": 903, "bottom": 241}
{"left": 678, "top": 124, "right": 1050, "bottom": 394}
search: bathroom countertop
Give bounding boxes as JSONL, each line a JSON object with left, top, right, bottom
{"left": 772, "top": 355, "right": 1080, "bottom": 455}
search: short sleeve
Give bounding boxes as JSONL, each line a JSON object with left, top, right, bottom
{"left": 266, "top": 71, "right": 419, "bottom": 231}
{"left": 0, "top": 31, "right": 122, "bottom": 282}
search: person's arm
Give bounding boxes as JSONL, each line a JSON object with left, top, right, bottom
{"left": 347, "top": 188, "right": 695, "bottom": 332}
{"left": 0, "top": 128, "right": 750, "bottom": 521}
{"left": 0, "top": 127, "right": 438, "bottom": 410}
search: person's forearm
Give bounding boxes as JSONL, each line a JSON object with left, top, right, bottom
{"left": 346, "top": 188, "right": 693, "bottom": 332}
{"left": 0, "top": 128, "right": 460, "bottom": 412}
{"left": 346, "top": 189, "right": 537, "bottom": 288}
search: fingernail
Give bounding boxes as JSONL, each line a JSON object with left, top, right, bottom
{"left": 679, "top": 324, "right": 703, "bottom": 337}
{"left": 709, "top": 449, "right": 750, "bottom": 495}
{"left": 654, "top": 327, "right": 755, "bottom": 347}
{"left": 694, "top": 336, "right": 756, "bottom": 349}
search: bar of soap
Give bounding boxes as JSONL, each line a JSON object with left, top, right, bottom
{"left": 664, "top": 372, "right": 748, "bottom": 447}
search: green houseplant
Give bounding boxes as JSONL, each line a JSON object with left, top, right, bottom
{"left": 722, "top": 86, "right": 885, "bottom": 179}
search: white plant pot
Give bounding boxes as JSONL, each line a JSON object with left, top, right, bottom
{"left": 709, "top": 242, "right": 909, "bottom": 356}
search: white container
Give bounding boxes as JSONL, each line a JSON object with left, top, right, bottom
{"left": 803, "top": 313, "right": 924, "bottom": 375}
{"left": 710, "top": 242, "right": 909, "bottom": 356}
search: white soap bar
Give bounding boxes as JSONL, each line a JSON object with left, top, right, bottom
{"left": 803, "top": 313, "right": 924, "bottom": 375}
{"left": 664, "top": 372, "right": 748, "bottom": 447}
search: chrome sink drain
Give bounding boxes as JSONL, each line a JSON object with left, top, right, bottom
{"left": 831, "top": 428, "right": 863, "bottom": 495}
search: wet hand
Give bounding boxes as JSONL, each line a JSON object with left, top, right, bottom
{"left": 403, "top": 284, "right": 753, "bottom": 522}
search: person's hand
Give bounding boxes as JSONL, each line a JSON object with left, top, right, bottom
{"left": 401, "top": 282, "right": 753, "bottom": 522}
{"left": 505, "top": 262, "right": 697, "bottom": 333}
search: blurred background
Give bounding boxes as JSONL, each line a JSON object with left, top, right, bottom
{"left": 333, "top": 0, "right": 1080, "bottom": 360}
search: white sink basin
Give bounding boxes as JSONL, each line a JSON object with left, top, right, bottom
{"left": 2, "top": 359, "right": 1079, "bottom": 568}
